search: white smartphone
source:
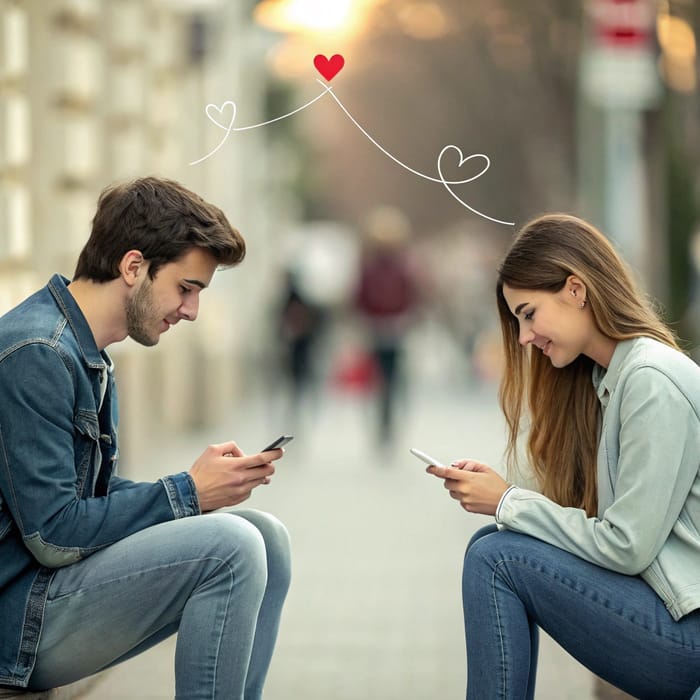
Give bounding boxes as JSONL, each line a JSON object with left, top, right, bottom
{"left": 409, "top": 447, "right": 446, "bottom": 468}
{"left": 261, "top": 435, "right": 294, "bottom": 452}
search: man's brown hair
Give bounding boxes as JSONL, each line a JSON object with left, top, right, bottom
{"left": 74, "top": 176, "right": 245, "bottom": 282}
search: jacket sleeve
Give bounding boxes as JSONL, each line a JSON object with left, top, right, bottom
{"left": 496, "top": 366, "right": 700, "bottom": 574}
{"left": 0, "top": 343, "right": 200, "bottom": 568}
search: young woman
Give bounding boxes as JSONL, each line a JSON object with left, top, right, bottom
{"left": 427, "top": 214, "right": 700, "bottom": 699}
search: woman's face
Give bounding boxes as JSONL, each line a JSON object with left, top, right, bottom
{"left": 502, "top": 278, "right": 615, "bottom": 368}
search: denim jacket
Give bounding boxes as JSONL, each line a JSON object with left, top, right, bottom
{"left": 0, "top": 275, "right": 200, "bottom": 687}
{"left": 497, "top": 337, "right": 700, "bottom": 621}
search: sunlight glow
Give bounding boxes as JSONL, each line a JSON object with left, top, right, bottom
{"left": 398, "top": 3, "right": 450, "bottom": 40}
{"left": 255, "top": 0, "right": 358, "bottom": 35}
{"left": 657, "top": 10, "right": 697, "bottom": 92}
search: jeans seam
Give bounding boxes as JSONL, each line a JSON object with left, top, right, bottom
{"left": 491, "top": 554, "right": 696, "bottom": 650}
{"left": 492, "top": 560, "right": 509, "bottom": 700}
{"left": 48, "top": 556, "right": 231, "bottom": 602}
{"left": 209, "top": 559, "right": 235, "bottom": 700}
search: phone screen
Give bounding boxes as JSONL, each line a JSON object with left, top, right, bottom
{"left": 261, "top": 435, "right": 294, "bottom": 452}
{"left": 409, "top": 447, "right": 445, "bottom": 467}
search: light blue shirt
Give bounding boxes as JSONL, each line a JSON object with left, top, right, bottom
{"left": 497, "top": 337, "right": 700, "bottom": 620}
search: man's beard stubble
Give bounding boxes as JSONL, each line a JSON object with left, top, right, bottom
{"left": 125, "top": 277, "right": 159, "bottom": 347}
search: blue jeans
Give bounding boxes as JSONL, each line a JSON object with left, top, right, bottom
{"left": 463, "top": 524, "right": 700, "bottom": 700}
{"left": 28, "top": 509, "right": 291, "bottom": 699}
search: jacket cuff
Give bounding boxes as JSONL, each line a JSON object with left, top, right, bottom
{"left": 495, "top": 484, "right": 518, "bottom": 524}
{"left": 160, "top": 472, "right": 201, "bottom": 518}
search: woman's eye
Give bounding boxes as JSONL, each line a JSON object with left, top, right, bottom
{"left": 524, "top": 310, "right": 534, "bottom": 321}
{"left": 179, "top": 286, "right": 189, "bottom": 294}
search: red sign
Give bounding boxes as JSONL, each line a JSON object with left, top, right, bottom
{"left": 588, "top": 0, "right": 655, "bottom": 48}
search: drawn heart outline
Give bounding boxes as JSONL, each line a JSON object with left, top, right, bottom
{"left": 437, "top": 145, "right": 514, "bottom": 226}
{"left": 313, "top": 54, "right": 345, "bottom": 82}
{"left": 205, "top": 100, "right": 237, "bottom": 131}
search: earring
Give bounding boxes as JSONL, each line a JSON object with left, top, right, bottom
{"left": 580, "top": 299, "right": 587, "bottom": 310}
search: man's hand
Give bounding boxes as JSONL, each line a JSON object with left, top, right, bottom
{"left": 189, "top": 441, "right": 283, "bottom": 512}
{"left": 426, "top": 460, "right": 509, "bottom": 516}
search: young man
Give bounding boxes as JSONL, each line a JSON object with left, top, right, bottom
{"left": 0, "top": 177, "right": 291, "bottom": 699}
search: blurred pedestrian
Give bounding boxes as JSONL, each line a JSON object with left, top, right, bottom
{"left": 0, "top": 177, "right": 290, "bottom": 699}
{"left": 276, "top": 267, "right": 324, "bottom": 419}
{"left": 355, "top": 206, "right": 418, "bottom": 444}
{"left": 427, "top": 214, "right": 700, "bottom": 699}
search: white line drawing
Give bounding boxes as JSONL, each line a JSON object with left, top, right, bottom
{"left": 191, "top": 79, "right": 513, "bottom": 226}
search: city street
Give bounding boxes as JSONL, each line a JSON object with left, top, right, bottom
{"left": 80, "top": 369, "right": 596, "bottom": 699}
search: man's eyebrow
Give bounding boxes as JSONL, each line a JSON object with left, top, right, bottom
{"left": 514, "top": 302, "right": 528, "bottom": 316}
{"left": 183, "top": 278, "right": 207, "bottom": 289}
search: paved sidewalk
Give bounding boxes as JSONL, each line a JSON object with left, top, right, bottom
{"left": 79, "top": 378, "right": 596, "bottom": 700}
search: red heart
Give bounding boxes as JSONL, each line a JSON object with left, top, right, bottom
{"left": 313, "top": 54, "right": 345, "bottom": 81}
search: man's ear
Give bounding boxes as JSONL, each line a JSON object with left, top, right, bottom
{"left": 119, "top": 250, "right": 146, "bottom": 288}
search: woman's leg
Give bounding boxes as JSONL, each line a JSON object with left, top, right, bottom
{"left": 463, "top": 525, "right": 538, "bottom": 700}
{"left": 29, "top": 512, "right": 282, "bottom": 700}
{"left": 462, "top": 527, "right": 700, "bottom": 700}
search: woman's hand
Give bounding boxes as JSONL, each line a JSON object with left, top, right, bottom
{"left": 426, "top": 460, "right": 509, "bottom": 516}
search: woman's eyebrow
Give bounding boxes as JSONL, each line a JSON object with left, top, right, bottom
{"left": 514, "top": 302, "right": 528, "bottom": 316}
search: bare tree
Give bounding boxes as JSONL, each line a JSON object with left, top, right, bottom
{"left": 301, "top": 0, "right": 584, "bottom": 235}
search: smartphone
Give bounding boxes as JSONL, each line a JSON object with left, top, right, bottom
{"left": 261, "top": 435, "right": 294, "bottom": 452}
{"left": 409, "top": 447, "right": 446, "bottom": 468}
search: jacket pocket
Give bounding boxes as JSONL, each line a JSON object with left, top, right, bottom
{"left": 73, "top": 410, "right": 100, "bottom": 496}
{"left": 0, "top": 498, "right": 12, "bottom": 540}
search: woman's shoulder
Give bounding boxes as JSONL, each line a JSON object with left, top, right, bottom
{"left": 621, "top": 337, "right": 700, "bottom": 398}
{"left": 625, "top": 336, "right": 696, "bottom": 366}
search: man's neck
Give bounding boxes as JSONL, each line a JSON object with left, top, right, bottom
{"left": 67, "top": 278, "right": 128, "bottom": 351}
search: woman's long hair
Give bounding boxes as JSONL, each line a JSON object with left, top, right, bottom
{"left": 497, "top": 214, "right": 680, "bottom": 516}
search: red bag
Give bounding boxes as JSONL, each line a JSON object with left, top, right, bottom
{"left": 331, "top": 346, "right": 379, "bottom": 394}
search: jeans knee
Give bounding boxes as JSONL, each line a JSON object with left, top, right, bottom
{"left": 463, "top": 527, "right": 504, "bottom": 599}
{"left": 203, "top": 513, "right": 269, "bottom": 589}
{"left": 466, "top": 523, "right": 499, "bottom": 553}
{"left": 231, "top": 510, "right": 291, "bottom": 591}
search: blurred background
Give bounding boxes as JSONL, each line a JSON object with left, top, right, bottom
{"left": 0, "top": 1, "right": 698, "bottom": 698}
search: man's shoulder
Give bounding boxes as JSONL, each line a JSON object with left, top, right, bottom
{"left": 0, "top": 282, "right": 64, "bottom": 358}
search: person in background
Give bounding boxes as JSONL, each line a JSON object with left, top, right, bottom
{"left": 0, "top": 177, "right": 291, "bottom": 699}
{"left": 427, "top": 214, "right": 700, "bottom": 699}
{"left": 355, "top": 206, "right": 418, "bottom": 444}
{"left": 277, "top": 268, "right": 324, "bottom": 422}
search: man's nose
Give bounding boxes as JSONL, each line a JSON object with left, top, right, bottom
{"left": 179, "top": 295, "right": 199, "bottom": 322}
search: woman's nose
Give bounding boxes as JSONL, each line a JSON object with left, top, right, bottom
{"left": 519, "top": 327, "right": 534, "bottom": 347}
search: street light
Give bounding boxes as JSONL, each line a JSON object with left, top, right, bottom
{"left": 254, "top": 0, "right": 357, "bottom": 34}
{"left": 254, "top": 0, "right": 385, "bottom": 38}
{"left": 253, "top": 0, "right": 380, "bottom": 79}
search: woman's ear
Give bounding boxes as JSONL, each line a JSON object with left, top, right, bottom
{"left": 566, "top": 275, "right": 587, "bottom": 304}
{"left": 119, "top": 250, "right": 146, "bottom": 288}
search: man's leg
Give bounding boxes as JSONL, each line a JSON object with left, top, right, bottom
{"left": 214, "top": 509, "right": 291, "bottom": 698}
{"left": 29, "top": 511, "right": 285, "bottom": 699}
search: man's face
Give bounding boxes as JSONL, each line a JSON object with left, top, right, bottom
{"left": 126, "top": 248, "right": 218, "bottom": 346}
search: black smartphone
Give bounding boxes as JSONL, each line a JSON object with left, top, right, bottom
{"left": 261, "top": 435, "right": 294, "bottom": 452}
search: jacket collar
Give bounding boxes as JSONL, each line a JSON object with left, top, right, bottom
{"left": 47, "top": 274, "right": 108, "bottom": 370}
{"left": 592, "top": 338, "right": 638, "bottom": 407}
